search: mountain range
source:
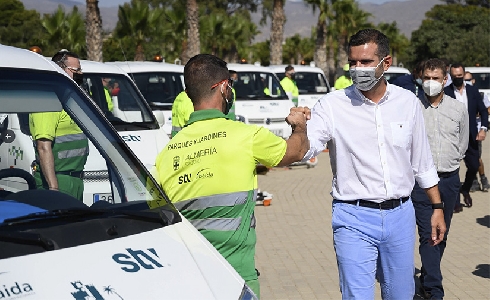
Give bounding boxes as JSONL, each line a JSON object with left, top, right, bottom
{"left": 21, "top": 0, "right": 444, "bottom": 41}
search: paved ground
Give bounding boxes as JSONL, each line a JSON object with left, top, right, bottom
{"left": 255, "top": 138, "right": 490, "bottom": 300}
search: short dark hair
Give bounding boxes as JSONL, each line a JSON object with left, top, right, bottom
{"left": 423, "top": 58, "right": 447, "bottom": 77}
{"left": 450, "top": 62, "right": 465, "bottom": 73}
{"left": 348, "top": 29, "right": 390, "bottom": 59}
{"left": 184, "top": 54, "right": 229, "bottom": 105}
{"left": 52, "top": 49, "right": 79, "bottom": 68}
{"left": 285, "top": 65, "right": 294, "bottom": 72}
{"left": 229, "top": 70, "right": 237, "bottom": 76}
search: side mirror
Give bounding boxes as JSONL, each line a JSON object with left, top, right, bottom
{"left": 153, "top": 111, "right": 165, "bottom": 127}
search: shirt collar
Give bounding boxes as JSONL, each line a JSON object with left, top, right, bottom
{"left": 187, "top": 109, "right": 227, "bottom": 125}
{"left": 353, "top": 80, "right": 391, "bottom": 104}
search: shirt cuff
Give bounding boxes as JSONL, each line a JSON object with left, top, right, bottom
{"left": 415, "top": 168, "right": 440, "bottom": 189}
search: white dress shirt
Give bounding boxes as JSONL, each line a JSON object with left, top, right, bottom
{"left": 453, "top": 84, "right": 468, "bottom": 109}
{"left": 303, "top": 83, "right": 439, "bottom": 202}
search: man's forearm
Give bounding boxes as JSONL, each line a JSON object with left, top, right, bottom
{"left": 37, "top": 140, "right": 58, "bottom": 190}
{"left": 424, "top": 184, "right": 442, "bottom": 204}
{"left": 277, "top": 127, "right": 309, "bottom": 167}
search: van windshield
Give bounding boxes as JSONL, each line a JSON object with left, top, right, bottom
{"left": 234, "top": 72, "right": 289, "bottom": 100}
{"left": 472, "top": 72, "right": 490, "bottom": 90}
{"left": 83, "top": 73, "right": 158, "bottom": 131}
{"left": 276, "top": 72, "right": 329, "bottom": 94}
{"left": 130, "top": 72, "right": 185, "bottom": 110}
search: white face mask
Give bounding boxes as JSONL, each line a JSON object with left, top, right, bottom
{"left": 349, "top": 58, "right": 385, "bottom": 91}
{"left": 422, "top": 79, "right": 443, "bottom": 97}
{"left": 464, "top": 80, "right": 473, "bottom": 86}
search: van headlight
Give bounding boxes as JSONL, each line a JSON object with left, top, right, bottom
{"left": 238, "top": 284, "right": 258, "bottom": 300}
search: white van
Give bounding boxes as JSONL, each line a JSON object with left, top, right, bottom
{"left": 0, "top": 58, "right": 170, "bottom": 206}
{"left": 384, "top": 66, "right": 411, "bottom": 84}
{"left": 269, "top": 64, "right": 331, "bottom": 109}
{"left": 466, "top": 66, "right": 490, "bottom": 98}
{"left": 0, "top": 44, "right": 257, "bottom": 300}
{"left": 106, "top": 61, "right": 185, "bottom": 137}
{"left": 228, "top": 63, "right": 294, "bottom": 139}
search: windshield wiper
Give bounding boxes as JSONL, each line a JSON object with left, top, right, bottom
{"left": 0, "top": 231, "right": 56, "bottom": 250}
{"left": 2, "top": 208, "right": 170, "bottom": 226}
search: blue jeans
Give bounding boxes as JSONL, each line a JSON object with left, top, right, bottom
{"left": 332, "top": 199, "right": 415, "bottom": 300}
{"left": 411, "top": 170, "right": 459, "bottom": 299}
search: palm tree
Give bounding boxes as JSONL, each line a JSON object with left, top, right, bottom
{"left": 41, "top": 5, "right": 86, "bottom": 56}
{"left": 377, "top": 22, "right": 408, "bottom": 66}
{"left": 161, "top": 3, "right": 186, "bottom": 62}
{"left": 331, "top": 0, "right": 371, "bottom": 68}
{"left": 269, "top": 0, "right": 285, "bottom": 65}
{"left": 115, "top": 1, "right": 163, "bottom": 61}
{"left": 304, "top": 0, "right": 330, "bottom": 78}
{"left": 86, "top": 0, "right": 103, "bottom": 62}
{"left": 103, "top": 286, "right": 123, "bottom": 300}
{"left": 184, "top": 0, "right": 200, "bottom": 64}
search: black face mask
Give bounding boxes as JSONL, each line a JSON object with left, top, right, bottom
{"left": 289, "top": 73, "right": 296, "bottom": 81}
{"left": 72, "top": 73, "right": 84, "bottom": 86}
{"left": 452, "top": 77, "right": 464, "bottom": 87}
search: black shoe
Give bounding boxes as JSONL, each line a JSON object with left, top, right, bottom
{"left": 462, "top": 192, "right": 473, "bottom": 207}
{"left": 453, "top": 204, "right": 463, "bottom": 213}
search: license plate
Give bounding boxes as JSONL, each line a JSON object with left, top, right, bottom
{"left": 270, "top": 129, "right": 283, "bottom": 137}
{"left": 93, "top": 193, "right": 114, "bottom": 203}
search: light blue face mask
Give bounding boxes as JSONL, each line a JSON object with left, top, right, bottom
{"left": 349, "top": 58, "right": 386, "bottom": 91}
{"left": 416, "top": 78, "right": 423, "bottom": 86}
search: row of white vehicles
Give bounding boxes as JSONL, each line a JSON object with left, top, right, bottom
{"left": 0, "top": 45, "right": 258, "bottom": 299}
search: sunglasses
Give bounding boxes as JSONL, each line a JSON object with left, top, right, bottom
{"left": 66, "top": 66, "right": 83, "bottom": 74}
{"left": 211, "top": 78, "right": 234, "bottom": 90}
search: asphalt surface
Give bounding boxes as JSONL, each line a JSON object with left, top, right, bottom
{"left": 255, "top": 138, "right": 490, "bottom": 300}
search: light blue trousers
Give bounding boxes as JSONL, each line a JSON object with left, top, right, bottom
{"left": 332, "top": 199, "right": 415, "bottom": 300}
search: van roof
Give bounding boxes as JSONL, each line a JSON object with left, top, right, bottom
{"left": 268, "top": 64, "right": 326, "bottom": 74}
{"left": 386, "top": 66, "right": 410, "bottom": 74}
{"left": 227, "top": 63, "right": 275, "bottom": 73}
{"left": 106, "top": 61, "right": 184, "bottom": 73}
{"left": 81, "top": 60, "right": 128, "bottom": 75}
{"left": 466, "top": 66, "right": 490, "bottom": 73}
{"left": 0, "top": 44, "right": 61, "bottom": 73}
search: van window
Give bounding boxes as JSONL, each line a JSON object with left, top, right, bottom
{"left": 131, "top": 72, "right": 185, "bottom": 110}
{"left": 0, "top": 68, "right": 171, "bottom": 206}
{"left": 83, "top": 73, "right": 158, "bottom": 131}
{"left": 472, "top": 72, "right": 490, "bottom": 90}
{"left": 234, "top": 72, "right": 288, "bottom": 100}
{"left": 384, "top": 72, "right": 407, "bottom": 84}
{"left": 276, "top": 72, "right": 329, "bottom": 94}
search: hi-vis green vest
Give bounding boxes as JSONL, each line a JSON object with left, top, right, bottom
{"left": 171, "top": 91, "right": 194, "bottom": 137}
{"left": 280, "top": 77, "right": 299, "bottom": 106}
{"left": 29, "top": 110, "right": 89, "bottom": 173}
{"left": 155, "top": 109, "right": 286, "bottom": 281}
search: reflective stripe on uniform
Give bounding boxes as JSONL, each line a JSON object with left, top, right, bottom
{"left": 172, "top": 126, "right": 182, "bottom": 132}
{"left": 58, "top": 147, "right": 89, "bottom": 159}
{"left": 190, "top": 217, "right": 242, "bottom": 231}
{"left": 250, "top": 212, "right": 256, "bottom": 229}
{"left": 174, "top": 190, "right": 252, "bottom": 211}
{"left": 55, "top": 133, "right": 87, "bottom": 143}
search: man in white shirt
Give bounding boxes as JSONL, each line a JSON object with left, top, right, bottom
{"left": 301, "top": 29, "right": 446, "bottom": 299}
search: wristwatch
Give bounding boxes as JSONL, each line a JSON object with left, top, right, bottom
{"left": 432, "top": 203, "right": 444, "bottom": 209}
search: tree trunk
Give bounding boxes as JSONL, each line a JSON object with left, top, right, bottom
{"left": 185, "top": 0, "right": 200, "bottom": 64}
{"left": 392, "top": 48, "right": 398, "bottom": 66}
{"left": 327, "top": 35, "right": 336, "bottom": 86}
{"left": 314, "top": 18, "right": 327, "bottom": 77}
{"left": 337, "top": 35, "right": 348, "bottom": 69}
{"left": 86, "top": 0, "right": 103, "bottom": 62}
{"left": 270, "top": 0, "right": 285, "bottom": 65}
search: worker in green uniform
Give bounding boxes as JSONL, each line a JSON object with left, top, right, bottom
{"left": 102, "top": 77, "right": 114, "bottom": 112}
{"left": 171, "top": 91, "right": 194, "bottom": 137}
{"left": 227, "top": 70, "right": 237, "bottom": 121}
{"left": 280, "top": 65, "right": 299, "bottom": 106}
{"left": 155, "top": 54, "right": 309, "bottom": 298}
{"left": 29, "top": 50, "right": 89, "bottom": 201}
{"left": 334, "top": 63, "right": 353, "bottom": 90}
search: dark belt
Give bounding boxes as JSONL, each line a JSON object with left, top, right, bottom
{"left": 437, "top": 168, "right": 459, "bottom": 178}
{"left": 341, "top": 196, "right": 409, "bottom": 210}
{"left": 55, "top": 171, "right": 84, "bottom": 178}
